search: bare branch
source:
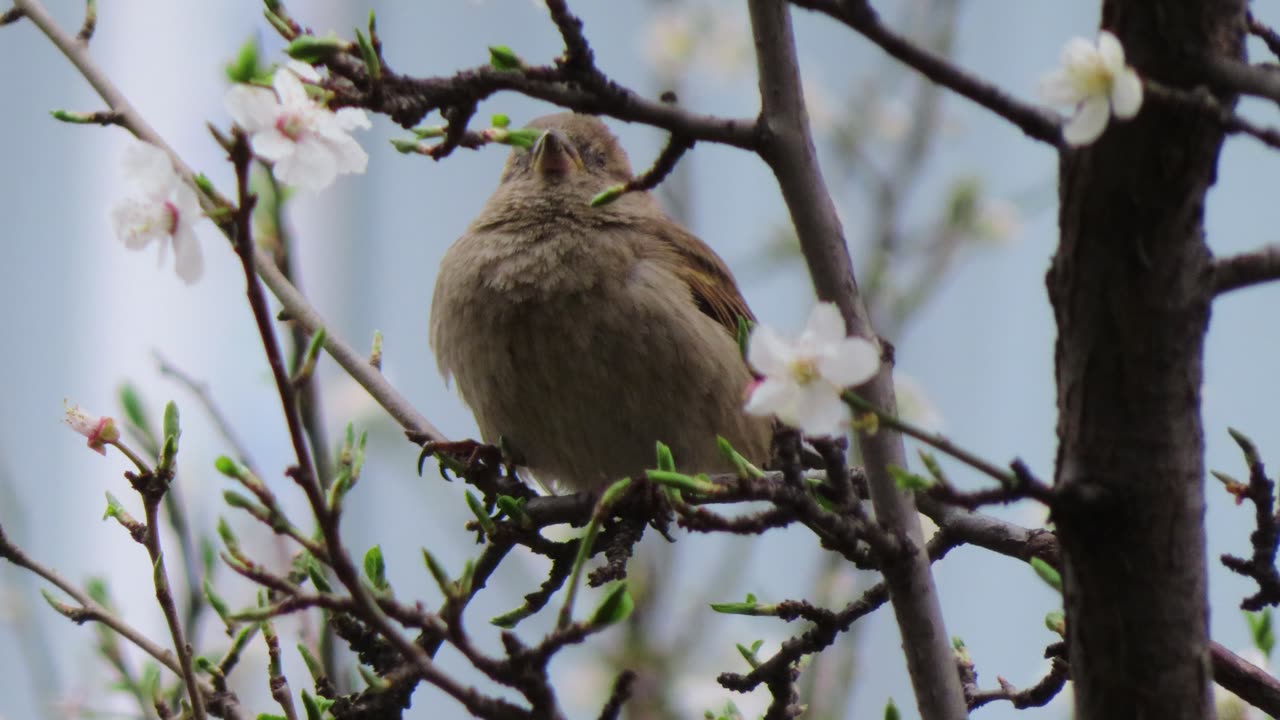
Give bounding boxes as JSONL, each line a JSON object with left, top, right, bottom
{"left": 790, "top": 0, "right": 1062, "bottom": 146}
{"left": 1213, "top": 244, "right": 1280, "bottom": 295}
{"left": 9, "top": 0, "right": 447, "bottom": 446}
{"left": 746, "top": 2, "right": 967, "bottom": 717}
{"left": 1248, "top": 12, "right": 1280, "bottom": 59}
{"left": 0, "top": 525, "right": 244, "bottom": 718}
{"left": 1145, "top": 81, "right": 1280, "bottom": 151}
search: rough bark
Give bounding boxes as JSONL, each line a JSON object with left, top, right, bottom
{"left": 1048, "top": 2, "right": 1245, "bottom": 718}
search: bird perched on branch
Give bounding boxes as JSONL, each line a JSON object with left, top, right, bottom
{"left": 430, "top": 112, "right": 770, "bottom": 491}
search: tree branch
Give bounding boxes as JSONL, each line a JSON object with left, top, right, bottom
{"left": 1212, "top": 244, "right": 1280, "bottom": 295}
{"left": 9, "top": 0, "right": 447, "bottom": 446}
{"left": 746, "top": 2, "right": 967, "bottom": 718}
{"left": 789, "top": 0, "right": 1061, "bottom": 146}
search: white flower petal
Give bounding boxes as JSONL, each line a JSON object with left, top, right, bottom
{"left": 791, "top": 383, "right": 848, "bottom": 438}
{"left": 744, "top": 378, "right": 796, "bottom": 418}
{"left": 325, "top": 134, "right": 369, "bottom": 175}
{"left": 333, "top": 107, "right": 372, "bottom": 131}
{"left": 110, "top": 198, "right": 168, "bottom": 249}
{"left": 172, "top": 182, "right": 202, "bottom": 222}
{"left": 284, "top": 59, "right": 322, "bottom": 82}
{"left": 1060, "top": 37, "right": 1096, "bottom": 68}
{"left": 225, "top": 84, "right": 280, "bottom": 131}
{"left": 273, "top": 137, "right": 339, "bottom": 191}
{"left": 121, "top": 140, "right": 177, "bottom": 196}
{"left": 747, "top": 325, "right": 792, "bottom": 377}
{"left": 1039, "top": 70, "right": 1082, "bottom": 107}
{"left": 273, "top": 66, "right": 311, "bottom": 108}
{"left": 817, "top": 337, "right": 880, "bottom": 388}
{"left": 1063, "top": 95, "right": 1111, "bottom": 145}
{"left": 801, "top": 302, "right": 847, "bottom": 346}
{"left": 251, "top": 130, "right": 297, "bottom": 163}
{"left": 1096, "top": 31, "right": 1125, "bottom": 71}
{"left": 171, "top": 224, "right": 203, "bottom": 285}
{"left": 1110, "top": 68, "right": 1143, "bottom": 119}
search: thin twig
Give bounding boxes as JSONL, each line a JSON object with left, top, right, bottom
{"left": 1145, "top": 81, "right": 1280, "bottom": 150}
{"left": 0, "top": 524, "right": 243, "bottom": 718}
{"left": 156, "top": 352, "right": 260, "bottom": 473}
{"left": 137, "top": 474, "right": 207, "bottom": 720}
{"left": 790, "top": 0, "right": 1061, "bottom": 146}
{"left": 1248, "top": 12, "right": 1280, "bottom": 60}
{"left": 9, "top": 0, "right": 446, "bottom": 446}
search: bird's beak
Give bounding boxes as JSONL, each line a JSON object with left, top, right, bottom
{"left": 532, "top": 129, "right": 585, "bottom": 177}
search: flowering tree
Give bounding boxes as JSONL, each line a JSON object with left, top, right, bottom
{"left": 4, "top": 1, "right": 1280, "bottom": 720}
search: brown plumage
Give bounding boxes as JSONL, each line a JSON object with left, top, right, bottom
{"left": 430, "top": 113, "right": 770, "bottom": 490}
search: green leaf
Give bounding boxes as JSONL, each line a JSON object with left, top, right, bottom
{"left": 655, "top": 441, "right": 676, "bottom": 472}
{"left": 646, "top": 469, "right": 719, "bottom": 495}
{"left": 354, "top": 28, "right": 380, "bottom": 81}
{"left": 204, "top": 579, "right": 232, "bottom": 626}
{"left": 103, "top": 491, "right": 125, "bottom": 522}
{"left": 285, "top": 34, "right": 347, "bottom": 63}
{"left": 162, "top": 401, "right": 180, "bottom": 445}
{"left": 589, "top": 183, "right": 627, "bottom": 207}
{"left": 302, "top": 554, "right": 332, "bottom": 593}
{"left": 491, "top": 113, "right": 511, "bottom": 128}
{"left": 421, "top": 548, "right": 453, "bottom": 599}
{"left": 488, "top": 45, "right": 523, "bottom": 71}
{"left": 589, "top": 582, "right": 634, "bottom": 627}
{"left": 501, "top": 128, "right": 542, "bottom": 148}
{"left": 214, "top": 455, "right": 243, "bottom": 479}
{"left": 411, "top": 125, "right": 446, "bottom": 139}
{"left": 464, "top": 491, "right": 496, "bottom": 536}
{"left": 298, "top": 643, "right": 323, "bottom": 681}
{"left": 225, "top": 35, "right": 261, "bottom": 83}
{"left": 363, "top": 545, "right": 388, "bottom": 591}
{"left": 709, "top": 600, "right": 773, "bottom": 616}
{"left": 600, "top": 476, "right": 633, "bottom": 506}
{"left": 887, "top": 464, "right": 931, "bottom": 492}
{"left": 884, "top": 698, "right": 901, "bottom": 720}
{"left": 390, "top": 137, "right": 423, "bottom": 154}
{"left": 495, "top": 495, "right": 530, "bottom": 527}
{"left": 294, "top": 327, "right": 326, "bottom": 383}
{"left": 301, "top": 689, "right": 333, "bottom": 720}
{"left": 216, "top": 517, "right": 240, "bottom": 553}
{"left": 1246, "top": 609, "right": 1275, "bottom": 659}
{"left": 716, "top": 435, "right": 763, "bottom": 479}
{"left": 1045, "top": 610, "right": 1065, "bottom": 636}
{"left": 159, "top": 400, "right": 180, "bottom": 470}
{"left": 85, "top": 578, "right": 110, "bottom": 607}
{"left": 1029, "top": 557, "right": 1062, "bottom": 592}
{"left": 118, "top": 383, "right": 151, "bottom": 437}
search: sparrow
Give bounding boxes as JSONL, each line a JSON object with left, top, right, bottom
{"left": 430, "top": 112, "right": 771, "bottom": 491}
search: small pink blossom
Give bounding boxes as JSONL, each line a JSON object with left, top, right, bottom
{"left": 63, "top": 403, "right": 119, "bottom": 456}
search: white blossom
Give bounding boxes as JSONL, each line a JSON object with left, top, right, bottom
{"left": 109, "top": 140, "right": 203, "bottom": 284}
{"left": 225, "top": 61, "right": 371, "bottom": 192}
{"left": 1040, "top": 31, "right": 1143, "bottom": 146}
{"left": 744, "top": 303, "right": 880, "bottom": 437}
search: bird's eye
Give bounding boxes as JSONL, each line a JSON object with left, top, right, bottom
{"left": 579, "top": 144, "right": 605, "bottom": 169}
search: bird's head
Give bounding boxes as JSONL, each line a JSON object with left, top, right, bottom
{"left": 499, "top": 113, "right": 634, "bottom": 192}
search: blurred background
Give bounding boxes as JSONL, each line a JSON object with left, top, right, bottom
{"left": 2, "top": 0, "right": 1279, "bottom": 718}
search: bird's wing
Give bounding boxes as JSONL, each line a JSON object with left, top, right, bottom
{"left": 643, "top": 219, "right": 755, "bottom": 336}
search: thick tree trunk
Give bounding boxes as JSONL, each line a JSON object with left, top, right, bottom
{"left": 1048, "top": 2, "right": 1243, "bottom": 718}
